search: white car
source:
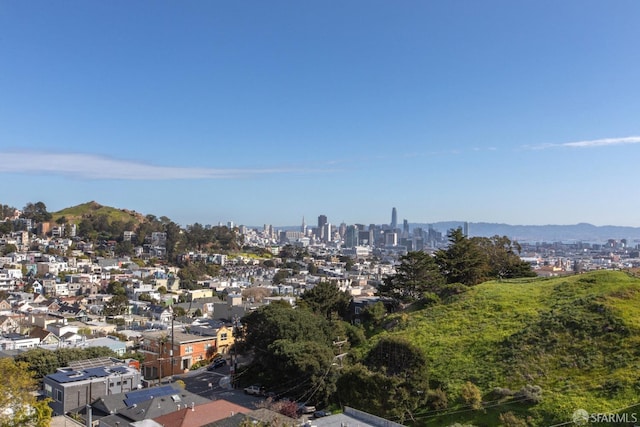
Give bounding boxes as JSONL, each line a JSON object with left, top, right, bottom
{"left": 244, "top": 384, "right": 263, "bottom": 395}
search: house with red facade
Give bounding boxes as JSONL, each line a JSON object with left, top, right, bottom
{"left": 139, "top": 327, "right": 234, "bottom": 381}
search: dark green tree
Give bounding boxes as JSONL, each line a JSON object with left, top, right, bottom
{"left": 299, "top": 281, "right": 351, "bottom": 320}
{"left": 164, "top": 220, "right": 183, "bottom": 261}
{"left": 361, "top": 301, "right": 387, "bottom": 330}
{"left": 435, "top": 228, "right": 488, "bottom": 286}
{"left": 1, "top": 243, "right": 17, "bottom": 256}
{"left": 104, "top": 294, "right": 129, "bottom": 316}
{"left": 267, "top": 339, "right": 337, "bottom": 404}
{"left": 21, "top": 202, "right": 52, "bottom": 223}
{"left": 184, "top": 223, "right": 208, "bottom": 251}
{"left": 272, "top": 269, "right": 291, "bottom": 285}
{"left": 474, "top": 235, "right": 536, "bottom": 279}
{"left": 0, "top": 204, "right": 17, "bottom": 219}
{"left": 242, "top": 301, "right": 333, "bottom": 353}
{"left": 177, "top": 262, "right": 214, "bottom": 289}
{"left": 0, "top": 221, "right": 13, "bottom": 235}
{"left": 78, "top": 218, "right": 96, "bottom": 239}
{"left": 335, "top": 361, "right": 426, "bottom": 423}
{"left": 378, "top": 251, "right": 444, "bottom": 302}
{"left": 114, "top": 240, "right": 134, "bottom": 257}
{"left": 241, "top": 301, "right": 338, "bottom": 402}
{"left": 106, "top": 281, "right": 126, "bottom": 295}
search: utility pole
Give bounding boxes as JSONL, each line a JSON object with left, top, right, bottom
{"left": 231, "top": 314, "right": 240, "bottom": 387}
{"left": 170, "top": 306, "right": 175, "bottom": 382}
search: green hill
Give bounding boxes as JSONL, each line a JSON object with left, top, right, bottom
{"left": 52, "top": 201, "right": 146, "bottom": 225}
{"left": 373, "top": 270, "right": 640, "bottom": 426}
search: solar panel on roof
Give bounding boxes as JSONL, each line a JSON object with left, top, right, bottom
{"left": 84, "top": 367, "right": 109, "bottom": 378}
{"left": 69, "top": 357, "right": 115, "bottom": 370}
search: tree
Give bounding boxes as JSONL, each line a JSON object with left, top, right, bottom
{"left": 0, "top": 204, "right": 17, "bottom": 220}
{"left": 365, "top": 336, "right": 429, "bottom": 383}
{"left": 267, "top": 339, "right": 337, "bottom": 404}
{"left": 299, "top": 281, "right": 351, "bottom": 320}
{"left": 1, "top": 243, "right": 17, "bottom": 255}
{"left": 104, "top": 294, "right": 129, "bottom": 316}
{"left": 106, "top": 281, "right": 126, "bottom": 296}
{"left": 172, "top": 306, "right": 186, "bottom": 317}
{"left": 21, "top": 202, "right": 52, "bottom": 223}
{"left": 177, "top": 262, "right": 214, "bottom": 289}
{"left": 0, "top": 220, "right": 13, "bottom": 235}
{"left": 164, "top": 220, "right": 183, "bottom": 262}
{"left": 474, "top": 235, "right": 536, "bottom": 279}
{"left": 0, "top": 358, "right": 52, "bottom": 427}
{"left": 114, "top": 240, "right": 134, "bottom": 257}
{"left": 243, "top": 302, "right": 333, "bottom": 356}
{"left": 184, "top": 223, "right": 208, "bottom": 251}
{"left": 241, "top": 302, "right": 338, "bottom": 404}
{"left": 378, "top": 251, "right": 444, "bottom": 302}
{"left": 435, "top": 228, "right": 487, "bottom": 286}
{"left": 361, "top": 301, "right": 387, "bottom": 330}
{"left": 272, "top": 269, "right": 291, "bottom": 285}
{"left": 336, "top": 362, "right": 426, "bottom": 423}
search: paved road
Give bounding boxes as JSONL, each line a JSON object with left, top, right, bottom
{"left": 178, "top": 366, "right": 264, "bottom": 409}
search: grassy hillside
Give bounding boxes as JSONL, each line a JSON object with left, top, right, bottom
{"left": 51, "top": 201, "right": 145, "bottom": 225}
{"left": 373, "top": 271, "right": 640, "bottom": 426}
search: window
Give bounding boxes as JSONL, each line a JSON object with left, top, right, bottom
{"left": 44, "top": 384, "right": 52, "bottom": 397}
{"left": 220, "top": 333, "right": 227, "bottom": 341}
{"left": 55, "top": 389, "right": 63, "bottom": 402}
{"left": 185, "top": 345, "right": 193, "bottom": 354}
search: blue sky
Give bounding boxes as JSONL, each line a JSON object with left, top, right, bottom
{"left": 2, "top": 1, "right": 640, "bottom": 227}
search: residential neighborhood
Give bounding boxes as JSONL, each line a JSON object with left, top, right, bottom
{"left": 2, "top": 203, "right": 640, "bottom": 426}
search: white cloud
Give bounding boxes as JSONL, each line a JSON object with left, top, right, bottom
{"left": 524, "top": 136, "right": 640, "bottom": 150}
{"left": 0, "top": 151, "right": 314, "bottom": 180}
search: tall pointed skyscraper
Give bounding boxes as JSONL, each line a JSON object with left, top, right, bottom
{"left": 391, "top": 207, "right": 398, "bottom": 230}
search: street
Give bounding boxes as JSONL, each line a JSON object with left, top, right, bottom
{"left": 177, "top": 366, "right": 265, "bottom": 409}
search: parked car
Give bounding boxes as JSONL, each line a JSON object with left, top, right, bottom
{"left": 207, "top": 358, "right": 227, "bottom": 371}
{"left": 313, "top": 410, "right": 331, "bottom": 418}
{"left": 244, "top": 384, "right": 264, "bottom": 395}
{"left": 297, "top": 402, "right": 316, "bottom": 414}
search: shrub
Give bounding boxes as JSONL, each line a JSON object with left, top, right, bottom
{"left": 420, "top": 292, "right": 441, "bottom": 307}
{"left": 427, "top": 387, "right": 449, "bottom": 410}
{"left": 437, "top": 283, "right": 469, "bottom": 300}
{"left": 492, "top": 387, "right": 514, "bottom": 398}
{"left": 499, "top": 411, "right": 528, "bottom": 427}
{"left": 460, "top": 381, "right": 482, "bottom": 410}
{"left": 515, "top": 384, "right": 542, "bottom": 403}
{"left": 600, "top": 379, "right": 625, "bottom": 397}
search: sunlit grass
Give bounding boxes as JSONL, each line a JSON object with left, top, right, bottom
{"left": 370, "top": 271, "right": 640, "bottom": 426}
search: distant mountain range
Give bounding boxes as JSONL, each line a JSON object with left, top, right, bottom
{"left": 417, "top": 221, "right": 640, "bottom": 243}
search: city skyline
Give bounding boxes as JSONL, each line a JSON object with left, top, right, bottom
{"left": 2, "top": 2, "right": 640, "bottom": 227}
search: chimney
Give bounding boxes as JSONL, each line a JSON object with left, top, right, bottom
{"left": 86, "top": 405, "right": 92, "bottom": 427}
{"left": 191, "top": 402, "right": 195, "bottom": 411}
